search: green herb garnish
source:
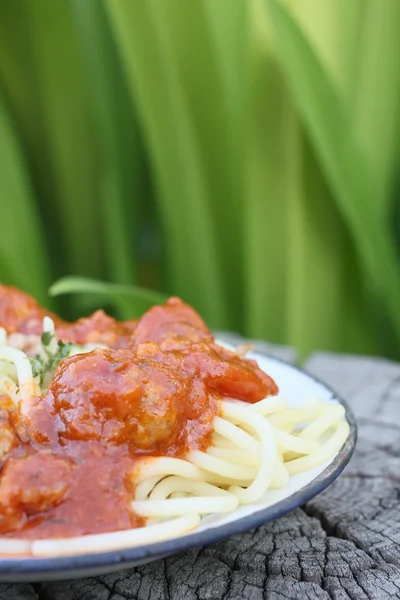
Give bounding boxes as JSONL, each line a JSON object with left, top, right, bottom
{"left": 31, "top": 338, "right": 75, "bottom": 390}
{"left": 41, "top": 331, "right": 53, "bottom": 347}
{"left": 56, "top": 340, "right": 74, "bottom": 361}
{"left": 28, "top": 357, "right": 45, "bottom": 386}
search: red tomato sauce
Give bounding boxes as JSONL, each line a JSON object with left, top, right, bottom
{"left": 0, "top": 286, "right": 278, "bottom": 539}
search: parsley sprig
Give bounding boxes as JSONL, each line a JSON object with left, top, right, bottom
{"left": 29, "top": 333, "right": 74, "bottom": 388}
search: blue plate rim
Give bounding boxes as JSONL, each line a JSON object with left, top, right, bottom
{"left": 0, "top": 350, "right": 357, "bottom": 579}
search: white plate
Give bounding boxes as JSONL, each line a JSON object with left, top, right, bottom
{"left": 0, "top": 351, "right": 356, "bottom": 581}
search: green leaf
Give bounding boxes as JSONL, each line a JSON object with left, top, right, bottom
{"left": 154, "top": 0, "right": 247, "bottom": 323}
{"left": 57, "top": 340, "right": 74, "bottom": 361}
{"left": 41, "top": 331, "right": 53, "bottom": 347}
{"left": 283, "top": 0, "right": 367, "bottom": 108}
{"left": 71, "top": 0, "right": 143, "bottom": 285}
{"left": 267, "top": 0, "right": 400, "bottom": 349}
{"left": 28, "top": 357, "right": 44, "bottom": 383}
{"left": 104, "top": 0, "right": 228, "bottom": 328}
{"left": 353, "top": 0, "right": 400, "bottom": 207}
{"left": 286, "top": 134, "right": 380, "bottom": 358}
{"left": 49, "top": 276, "right": 168, "bottom": 320}
{"left": 0, "top": 0, "right": 66, "bottom": 283}
{"left": 0, "top": 91, "right": 51, "bottom": 306}
{"left": 204, "top": 0, "right": 248, "bottom": 128}
{"left": 26, "top": 0, "right": 103, "bottom": 279}
{"left": 244, "top": 2, "right": 295, "bottom": 342}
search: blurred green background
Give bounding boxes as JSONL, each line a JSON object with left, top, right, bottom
{"left": 1, "top": 0, "right": 400, "bottom": 358}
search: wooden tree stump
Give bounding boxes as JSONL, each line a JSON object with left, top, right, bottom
{"left": 2, "top": 344, "right": 400, "bottom": 599}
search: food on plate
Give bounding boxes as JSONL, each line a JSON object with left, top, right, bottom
{"left": 0, "top": 285, "right": 350, "bottom": 557}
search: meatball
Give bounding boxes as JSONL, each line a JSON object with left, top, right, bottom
{"left": 56, "top": 310, "right": 137, "bottom": 349}
{"left": 211, "top": 343, "right": 278, "bottom": 399}
{"left": 132, "top": 297, "right": 214, "bottom": 349}
{"left": 45, "top": 348, "right": 186, "bottom": 449}
{"left": 0, "top": 285, "right": 61, "bottom": 334}
{"left": 0, "top": 453, "right": 73, "bottom": 532}
{"left": 136, "top": 342, "right": 277, "bottom": 403}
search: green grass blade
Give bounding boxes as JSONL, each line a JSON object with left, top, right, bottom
{"left": 286, "top": 134, "right": 380, "bottom": 358}
{"left": 154, "top": 0, "right": 247, "bottom": 323}
{"left": 204, "top": 0, "right": 247, "bottom": 128}
{"left": 71, "top": 0, "right": 143, "bottom": 285}
{"left": 105, "top": 0, "right": 227, "bottom": 328}
{"left": 0, "top": 2, "right": 41, "bottom": 163}
{"left": 0, "top": 0, "right": 67, "bottom": 281}
{"left": 353, "top": 0, "right": 400, "bottom": 207}
{"left": 284, "top": 0, "right": 366, "bottom": 108}
{"left": 244, "top": 0, "right": 295, "bottom": 342}
{"left": 267, "top": 0, "right": 400, "bottom": 347}
{"left": 50, "top": 276, "right": 167, "bottom": 320}
{"left": 0, "top": 92, "right": 51, "bottom": 305}
{"left": 26, "top": 0, "right": 103, "bottom": 278}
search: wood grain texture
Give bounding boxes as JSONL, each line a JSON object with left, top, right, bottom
{"left": 2, "top": 346, "right": 400, "bottom": 599}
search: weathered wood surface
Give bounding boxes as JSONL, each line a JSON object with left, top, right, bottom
{"left": 2, "top": 345, "right": 400, "bottom": 599}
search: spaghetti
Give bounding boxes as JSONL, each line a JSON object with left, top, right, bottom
{"left": 0, "top": 286, "right": 349, "bottom": 557}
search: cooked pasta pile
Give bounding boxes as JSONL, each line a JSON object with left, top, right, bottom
{"left": 0, "top": 318, "right": 349, "bottom": 557}
{"left": 29, "top": 396, "right": 349, "bottom": 557}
